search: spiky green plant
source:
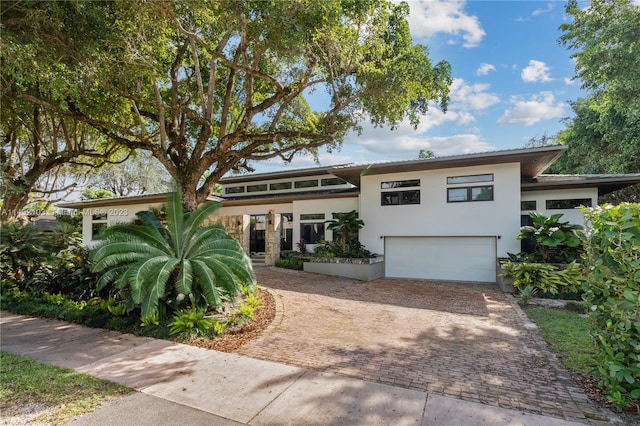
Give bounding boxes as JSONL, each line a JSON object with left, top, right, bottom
{"left": 90, "top": 191, "right": 255, "bottom": 321}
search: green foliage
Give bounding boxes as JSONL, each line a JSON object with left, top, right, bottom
{"left": 2, "top": 1, "right": 451, "bottom": 211}
{"left": 525, "top": 308, "right": 596, "bottom": 376}
{"left": 518, "top": 212, "right": 584, "bottom": 263}
{"left": 518, "top": 285, "right": 538, "bottom": 306}
{"left": 565, "top": 301, "right": 588, "bottom": 314}
{"left": 276, "top": 254, "right": 304, "bottom": 270}
{"left": 0, "top": 352, "right": 131, "bottom": 425}
{"left": 82, "top": 187, "right": 115, "bottom": 200}
{"left": 169, "top": 307, "right": 212, "bottom": 337}
{"left": 0, "top": 223, "right": 55, "bottom": 281}
{"left": 581, "top": 203, "right": 640, "bottom": 409}
{"left": 502, "top": 261, "right": 584, "bottom": 295}
{"left": 313, "top": 239, "right": 374, "bottom": 259}
{"left": 553, "top": 0, "right": 640, "bottom": 187}
{"left": 325, "top": 210, "right": 366, "bottom": 254}
{"left": 90, "top": 191, "right": 256, "bottom": 321}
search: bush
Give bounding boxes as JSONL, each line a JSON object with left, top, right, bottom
{"left": 313, "top": 239, "right": 374, "bottom": 259}
{"left": 276, "top": 253, "right": 304, "bottom": 270}
{"left": 501, "top": 261, "right": 584, "bottom": 295}
{"left": 518, "top": 212, "right": 584, "bottom": 263}
{"left": 581, "top": 203, "right": 640, "bottom": 410}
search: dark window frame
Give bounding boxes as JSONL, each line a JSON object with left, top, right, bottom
{"left": 447, "top": 185, "right": 494, "bottom": 203}
{"left": 294, "top": 179, "right": 319, "bottom": 189}
{"left": 381, "top": 190, "right": 421, "bottom": 206}
{"left": 321, "top": 177, "right": 345, "bottom": 186}
{"left": 246, "top": 184, "right": 267, "bottom": 193}
{"left": 225, "top": 186, "right": 245, "bottom": 194}
{"left": 300, "top": 213, "right": 325, "bottom": 221}
{"left": 269, "top": 182, "right": 292, "bottom": 191}
{"left": 521, "top": 200, "right": 537, "bottom": 210}
{"left": 300, "top": 222, "right": 325, "bottom": 243}
{"left": 381, "top": 179, "right": 420, "bottom": 189}
{"left": 546, "top": 198, "right": 592, "bottom": 209}
{"left": 446, "top": 173, "right": 494, "bottom": 185}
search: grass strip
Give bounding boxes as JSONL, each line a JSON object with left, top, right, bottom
{"left": 525, "top": 308, "right": 596, "bottom": 376}
{"left": 0, "top": 351, "right": 132, "bottom": 425}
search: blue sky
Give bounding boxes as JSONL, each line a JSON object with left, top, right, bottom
{"left": 258, "top": 0, "right": 589, "bottom": 173}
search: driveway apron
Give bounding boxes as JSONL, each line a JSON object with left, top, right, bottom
{"left": 238, "top": 267, "right": 605, "bottom": 423}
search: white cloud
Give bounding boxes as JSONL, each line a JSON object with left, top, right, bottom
{"left": 497, "top": 92, "right": 566, "bottom": 126}
{"left": 450, "top": 78, "right": 500, "bottom": 111}
{"left": 476, "top": 63, "right": 496, "bottom": 76}
{"left": 521, "top": 60, "right": 553, "bottom": 83}
{"left": 533, "top": 2, "right": 555, "bottom": 16}
{"left": 404, "top": 0, "right": 486, "bottom": 48}
{"left": 564, "top": 77, "right": 576, "bottom": 85}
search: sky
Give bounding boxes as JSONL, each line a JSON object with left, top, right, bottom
{"left": 257, "top": 0, "right": 590, "bottom": 173}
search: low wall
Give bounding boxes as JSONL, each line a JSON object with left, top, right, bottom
{"left": 303, "top": 257, "right": 384, "bottom": 281}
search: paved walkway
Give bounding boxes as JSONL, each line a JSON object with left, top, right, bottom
{"left": 238, "top": 268, "right": 610, "bottom": 424}
{"left": 0, "top": 267, "right": 618, "bottom": 425}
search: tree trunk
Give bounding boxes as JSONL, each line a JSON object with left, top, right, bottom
{"left": 179, "top": 180, "right": 200, "bottom": 212}
{"left": 1, "top": 187, "right": 31, "bottom": 223}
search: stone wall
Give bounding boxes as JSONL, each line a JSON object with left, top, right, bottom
{"left": 264, "top": 213, "right": 281, "bottom": 266}
{"left": 203, "top": 214, "right": 250, "bottom": 254}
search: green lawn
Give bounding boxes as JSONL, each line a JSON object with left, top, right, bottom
{"left": 525, "top": 308, "right": 596, "bottom": 376}
{"left": 0, "top": 351, "right": 132, "bottom": 425}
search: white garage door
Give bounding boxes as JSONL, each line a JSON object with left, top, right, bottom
{"left": 385, "top": 236, "right": 497, "bottom": 283}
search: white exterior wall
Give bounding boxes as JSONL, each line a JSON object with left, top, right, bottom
{"left": 521, "top": 188, "right": 597, "bottom": 226}
{"left": 215, "top": 202, "right": 293, "bottom": 217}
{"left": 359, "top": 163, "right": 522, "bottom": 257}
{"left": 81, "top": 201, "right": 162, "bottom": 247}
{"left": 292, "top": 197, "right": 359, "bottom": 251}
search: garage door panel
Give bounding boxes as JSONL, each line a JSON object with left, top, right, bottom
{"left": 385, "top": 237, "right": 496, "bottom": 283}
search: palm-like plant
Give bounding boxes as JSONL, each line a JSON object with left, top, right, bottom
{"left": 518, "top": 212, "right": 583, "bottom": 262}
{"left": 90, "top": 191, "right": 255, "bottom": 322}
{"left": 325, "top": 210, "right": 365, "bottom": 254}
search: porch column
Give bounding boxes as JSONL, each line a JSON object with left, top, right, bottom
{"left": 264, "top": 213, "right": 281, "bottom": 266}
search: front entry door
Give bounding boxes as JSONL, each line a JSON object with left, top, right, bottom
{"left": 250, "top": 215, "right": 266, "bottom": 254}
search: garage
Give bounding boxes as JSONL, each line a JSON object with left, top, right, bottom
{"left": 384, "top": 236, "right": 497, "bottom": 283}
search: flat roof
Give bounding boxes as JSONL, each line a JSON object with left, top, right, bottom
{"left": 522, "top": 174, "right": 640, "bottom": 196}
{"left": 219, "top": 163, "right": 354, "bottom": 185}
{"left": 330, "top": 145, "right": 568, "bottom": 186}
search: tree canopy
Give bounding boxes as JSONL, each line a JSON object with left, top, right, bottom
{"left": 2, "top": 0, "right": 451, "bottom": 211}
{"left": 553, "top": 0, "right": 640, "bottom": 178}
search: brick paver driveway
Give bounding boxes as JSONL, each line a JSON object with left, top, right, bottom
{"left": 237, "top": 267, "right": 608, "bottom": 423}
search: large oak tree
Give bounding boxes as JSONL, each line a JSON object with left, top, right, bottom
{"left": 2, "top": 0, "right": 451, "bottom": 211}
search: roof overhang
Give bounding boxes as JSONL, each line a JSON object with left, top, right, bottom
{"left": 220, "top": 163, "right": 354, "bottom": 185}
{"left": 219, "top": 189, "right": 359, "bottom": 207}
{"left": 522, "top": 174, "right": 640, "bottom": 196}
{"left": 330, "top": 145, "right": 568, "bottom": 186}
{"left": 57, "top": 193, "right": 223, "bottom": 209}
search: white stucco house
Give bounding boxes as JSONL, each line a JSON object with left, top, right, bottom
{"left": 58, "top": 145, "right": 640, "bottom": 283}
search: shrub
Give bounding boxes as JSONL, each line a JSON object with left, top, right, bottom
{"left": 0, "top": 223, "right": 55, "bottom": 282}
{"left": 276, "top": 254, "right": 304, "bottom": 270}
{"left": 90, "top": 191, "right": 255, "bottom": 322}
{"left": 581, "top": 203, "right": 640, "bottom": 410}
{"left": 313, "top": 239, "right": 373, "bottom": 259}
{"left": 169, "top": 307, "right": 212, "bottom": 338}
{"left": 501, "top": 261, "right": 584, "bottom": 295}
{"left": 518, "top": 212, "right": 584, "bottom": 263}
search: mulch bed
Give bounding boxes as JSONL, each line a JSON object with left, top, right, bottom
{"left": 190, "top": 287, "right": 275, "bottom": 353}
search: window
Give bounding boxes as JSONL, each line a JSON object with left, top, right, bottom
{"left": 521, "top": 200, "right": 537, "bottom": 210}
{"left": 225, "top": 186, "right": 244, "bottom": 194}
{"left": 321, "top": 178, "right": 345, "bottom": 186}
{"left": 294, "top": 179, "right": 319, "bottom": 189}
{"left": 447, "top": 174, "right": 493, "bottom": 185}
{"left": 381, "top": 179, "right": 420, "bottom": 189}
{"left": 381, "top": 190, "right": 420, "bottom": 206}
{"left": 300, "top": 223, "right": 325, "bottom": 243}
{"left": 546, "top": 198, "right": 592, "bottom": 209}
{"left": 447, "top": 186, "right": 493, "bottom": 202}
{"left": 269, "top": 182, "right": 292, "bottom": 191}
{"left": 246, "top": 184, "right": 267, "bottom": 193}
{"left": 91, "top": 212, "right": 108, "bottom": 239}
{"left": 300, "top": 213, "right": 325, "bottom": 221}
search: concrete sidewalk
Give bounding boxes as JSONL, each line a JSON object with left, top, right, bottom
{"left": 1, "top": 312, "right": 591, "bottom": 425}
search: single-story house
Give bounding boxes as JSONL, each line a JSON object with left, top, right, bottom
{"left": 58, "top": 145, "right": 640, "bottom": 283}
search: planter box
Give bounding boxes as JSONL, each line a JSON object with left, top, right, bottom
{"left": 304, "top": 256, "right": 384, "bottom": 281}
{"left": 496, "top": 260, "right": 516, "bottom": 293}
